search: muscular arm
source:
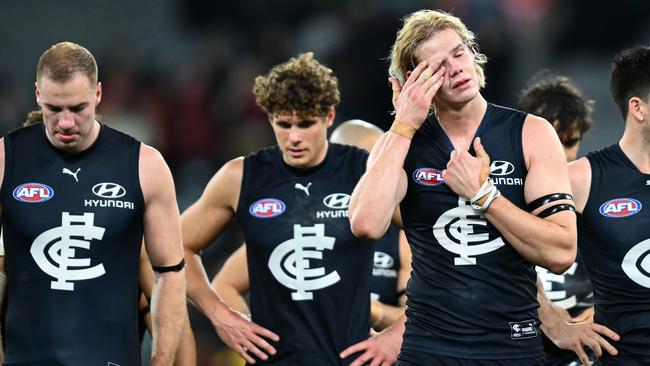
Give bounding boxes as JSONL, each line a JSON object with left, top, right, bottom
{"left": 211, "top": 244, "right": 250, "bottom": 315}
{"left": 350, "top": 61, "right": 445, "bottom": 240}
{"left": 182, "top": 158, "right": 279, "bottom": 363}
{"left": 182, "top": 158, "right": 242, "bottom": 317}
{"left": 140, "top": 144, "right": 187, "bottom": 366}
{"left": 349, "top": 132, "right": 409, "bottom": 239}
{"left": 139, "top": 247, "right": 196, "bottom": 366}
{"left": 484, "top": 116, "right": 577, "bottom": 274}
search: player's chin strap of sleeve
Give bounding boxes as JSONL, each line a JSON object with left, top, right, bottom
{"left": 527, "top": 193, "right": 576, "bottom": 218}
{"left": 470, "top": 177, "right": 501, "bottom": 212}
{"left": 152, "top": 258, "right": 186, "bottom": 273}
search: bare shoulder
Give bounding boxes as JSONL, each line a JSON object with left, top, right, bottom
{"left": 568, "top": 157, "right": 592, "bottom": 213}
{"left": 522, "top": 115, "right": 560, "bottom": 147}
{"left": 196, "top": 156, "right": 245, "bottom": 212}
{"left": 138, "top": 143, "right": 174, "bottom": 202}
{"left": 522, "top": 114, "right": 565, "bottom": 165}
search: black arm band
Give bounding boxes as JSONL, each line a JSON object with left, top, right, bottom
{"left": 538, "top": 203, "right": 576, "bottom": 218}
{"left": 140, "top": 305, "right": 151, "bottom": 315}
{"left": 396, "top": 289, "right": 407, "bottom": 298}
{"left": 527, "top": 193, "right": 573, "bottom": 212}
{"left": 152, "top": 258, "right": 186, "bottom": 273}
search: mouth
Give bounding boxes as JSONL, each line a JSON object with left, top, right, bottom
{"left": 452, "top": 79, "right": 470, "bottom": 90}
{"left": 57, "top": 132, "right": 78, "bottom": 142}
{"left": 288, "top": 148, "right": 306, "bottom": 158}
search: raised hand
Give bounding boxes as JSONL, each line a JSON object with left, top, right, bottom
{"left": 392, "top": 61, "right": 446, "bottom": 130}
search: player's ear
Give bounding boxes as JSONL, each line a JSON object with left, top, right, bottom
{"left": 325, "top": 109, "right": 335, "bottom": 127}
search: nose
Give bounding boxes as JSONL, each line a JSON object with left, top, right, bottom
{"left": 448, "top": 58, "right": 463, "bottom": 78}
{"left": 59, "top": 110, "right": 75, "bottom": 130}
{"left": 288, "top": 127, "right": 302, "bottom": 144}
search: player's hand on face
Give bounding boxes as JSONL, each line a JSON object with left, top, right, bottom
{"left": 442, "top": 137, "right": 491, "bottom": 199}
{"left": 340, "top": 325, "right": 403, "bottom": 366}
{"left": 212, "top": 307, "right": 280, "bottom": 364}
{"left": 392, "top": 61, "right": 446, "bottom": 131}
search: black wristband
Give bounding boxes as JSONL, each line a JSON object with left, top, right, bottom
{"left": 152, "top": 258, "right": 186, "bottom": 273}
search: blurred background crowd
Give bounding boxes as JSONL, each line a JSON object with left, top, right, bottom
{"left": 1, "top": 0, "right": 649, "bottom": 364}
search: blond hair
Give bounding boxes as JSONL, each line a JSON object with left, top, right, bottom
{"left": 36, "top": 41, "right": 98, "bottom": 85}
{"left": 388, "top": 9, "right": 487, "bottom": 88}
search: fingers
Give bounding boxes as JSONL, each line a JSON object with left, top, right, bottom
{"left": 423, "top": 66, "right": 446, "bottom": 99}
{"left": 242, "top": 341, "right": 268, "bottom": 362}
{"left": 474, "top": 137, "right": 491, "bottom": 182}
{"left": 253, "top": 323, "right": 280, "bottom": 342}
{"left": 238, "top": 344, "right": 257, "bottom": 364}
{"left": 389, "top": 77, "right": 402, "bottom": 109}
{"left": 582, "top": 334, "right": 604, "bottom": 358}
{"left": 588, "top": 327, "right": 618, "bottom": 356}
{"left": 572, "top": 345, "right": 591, "bottom": 366}
{"left": 249, "top": 332, "right": 278, "bottom": 357}
{"left": 402, "top": 61, "right": 428, "bottom": 89}
{"left": 591, "top": 323, "right": 621, "bottom": 342}
{"left": 348, "top": 352, "right": 372, "bottom": 366}
{"left": 340, "top": 339, "right": 368, "bottom": 359}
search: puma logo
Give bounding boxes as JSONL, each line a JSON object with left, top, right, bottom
{"left": 62, "top": 168, "right": 81, "bottom": 182}
{"left": 294, "top": 182, "right": 312, "bottom": 196}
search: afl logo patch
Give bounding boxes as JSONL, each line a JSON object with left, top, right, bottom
{"left": 13, "top": 183, "right": 54, "bottom": 203}
{"left": 249, "top": 198, "right": 286, "bottom": 218}
{"left": 412, "top": 168, "right": 444, "bottom": 186}
{"left": 599, "top": 198, "right": 642, "bottom": 218}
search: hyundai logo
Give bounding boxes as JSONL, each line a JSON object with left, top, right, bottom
{"left": 374, "top": 252, "right": 395, "bottom": 268}
{"left": 490, "top": 160, "right": 515, "bottom": 176}
{"left": 322, "top": 193, "right": 351, "bottom": 209}
{"left": 92, "top": 183, "right": 126, "bottom": 198}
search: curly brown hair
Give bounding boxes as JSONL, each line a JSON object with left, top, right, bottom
{"left": 253, "top": 52, "right": 340, "bottom": 117}
{"left": 519, "top": 72, "right": 593, "bottom": 146}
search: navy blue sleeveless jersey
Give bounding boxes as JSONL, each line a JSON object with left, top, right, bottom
{"left": 235, "top": 143, "right": 372, "bottom": 365}
{"left": 579, "top": 143, "right": 650, "bottom": 358}
{"left": 1, "top": 123, "right": 144, "bottom": 365}
{"left": 371, "top": 224, "right": 401, "bottom": 306}
{"left": 400, "top": 103, "right": 543, "bottom": 359}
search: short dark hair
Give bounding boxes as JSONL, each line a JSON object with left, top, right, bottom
{"left": 610, "top": 45, "right": 650, "bottom": 119}
{"left": 519, "top": 72, "right": 593, "bottom": 146}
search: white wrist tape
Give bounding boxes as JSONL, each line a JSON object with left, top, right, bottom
{"left": 470, "top": 177, "right": 501, "bottom": 212}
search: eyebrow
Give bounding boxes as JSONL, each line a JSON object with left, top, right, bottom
{"left": 44, "top": 102, "right": 88, "bottom": 110}
{"left": 451, "top": 44, "right": 464, "bottom": 53}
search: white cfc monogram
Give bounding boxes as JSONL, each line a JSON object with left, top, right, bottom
{"left": 268, "top": 224, "right": 341, "bottom": 300}
{"left": 31, "top": 212, "right": 106, "bottom": 291}
{"left": 434, "top": 197, "right": 505, "bottom": 265}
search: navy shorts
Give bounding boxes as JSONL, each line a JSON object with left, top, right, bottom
{"left": 397, "top": 349, "right": 544, "bottom": 366}
{"left": 600, "top": 351, "right": 650, "bottom": 366}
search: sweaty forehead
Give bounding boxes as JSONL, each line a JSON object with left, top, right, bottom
{"left": 413, "top": 28, "right": 464, "bottom": 63}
